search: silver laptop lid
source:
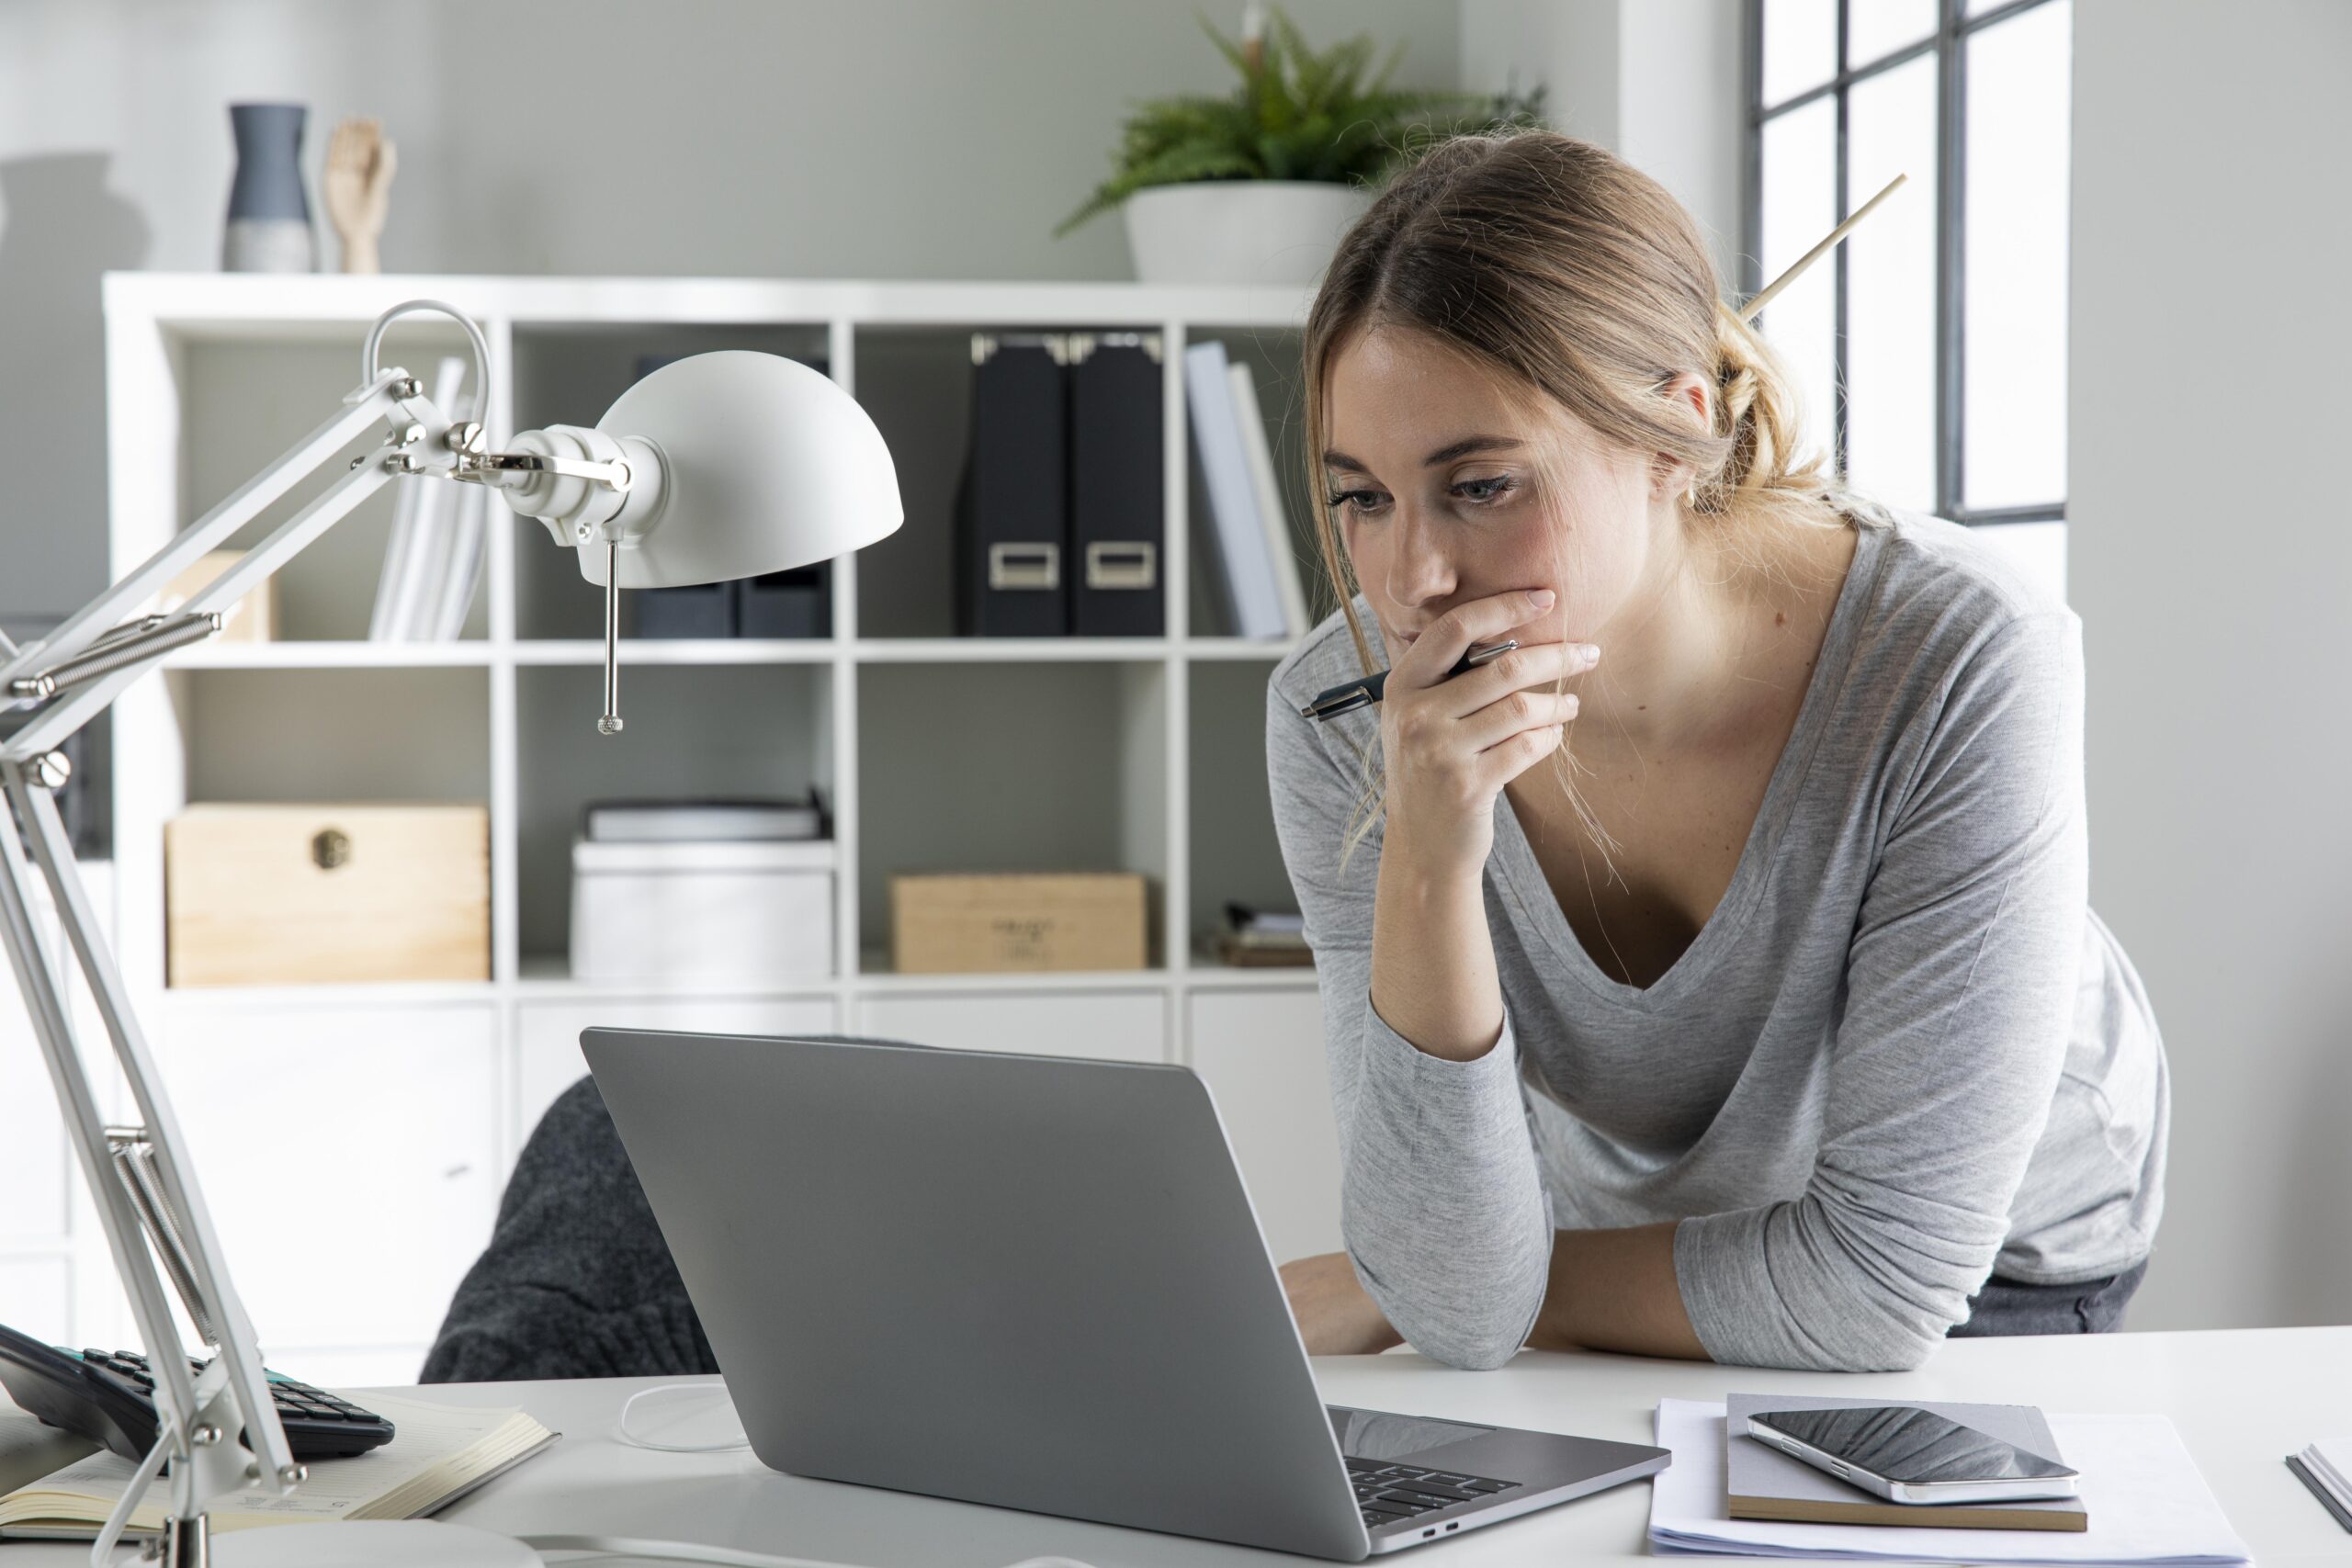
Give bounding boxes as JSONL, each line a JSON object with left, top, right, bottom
{"left": 582, "top": 1028, "right": 1370, "bottom": 1561}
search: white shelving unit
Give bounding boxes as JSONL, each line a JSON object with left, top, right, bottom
{"left": 66, "top": 273, "right": 1347, "bottom": 1382}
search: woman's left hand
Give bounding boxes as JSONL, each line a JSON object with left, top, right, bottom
{"left": 1280, "top": 1251, "right": 1406, "bottom": 1355}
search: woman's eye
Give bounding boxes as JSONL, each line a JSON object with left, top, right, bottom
{"left": 1326, "top": 488, "right": 1385, "bottom": 516}
{"left": 1453, "top": 476, "right": 1518, "bottom": 505}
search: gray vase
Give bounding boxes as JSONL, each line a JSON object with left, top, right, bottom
{"left": 222, "top": 103, "right": 317, "bottom": 273}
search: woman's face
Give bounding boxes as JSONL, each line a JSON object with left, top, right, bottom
{"left": 1322, "top": 323, "right": 1672, "bottom": 661}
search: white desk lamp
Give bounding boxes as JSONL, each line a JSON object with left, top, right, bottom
{"left": 0, "top": 299, "right": 902, "bottom": 1567}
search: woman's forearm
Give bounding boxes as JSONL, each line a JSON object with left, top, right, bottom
{"left": 1370, "top": 835, "right": 1505, "bottom": 1062}
{"left": 1289, "top": 1222, "right": 1713, "bottom": 1360}
{"left": 1525, "top": 1222, "right": 1710, "bottom": 1359}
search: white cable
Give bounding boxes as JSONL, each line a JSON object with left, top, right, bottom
{"left": 526, "top": 1541, "right": 1098, "bottom": 1568}
{"left": 89, "top": 1418, "right": 175, "bottom": 1568}
{"left": 616, "top": 1382, "right": 750, "bottom": 1453}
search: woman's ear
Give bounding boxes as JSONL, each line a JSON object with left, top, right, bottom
{"left": 1649, "top": 370, "right": 1713, "bottom": 502}
{"left": 1657, "top": 369, "right": 1713, "bottom": 431}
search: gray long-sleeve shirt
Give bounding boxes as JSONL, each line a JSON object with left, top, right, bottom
{"left": 1264, "top": 511, "right": 2168, "bottom": 1373}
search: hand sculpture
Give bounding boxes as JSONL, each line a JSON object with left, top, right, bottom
{"left": 323, "top": 117, "right": 397, "bottom": 275}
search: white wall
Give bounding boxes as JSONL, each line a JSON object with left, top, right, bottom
{"left": 2070, "top": 0, "right": 2352, "bottom": 1328}
{"left": 1458, "top": 0, "right": 1745, "bottom": 288}
{"left": 0, "top": 0, "right": 1460, "bottom": 615}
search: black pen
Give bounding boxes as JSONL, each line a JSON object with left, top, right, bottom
{"left": 1299, "top": 639, "right": 1519, "bottom": 722}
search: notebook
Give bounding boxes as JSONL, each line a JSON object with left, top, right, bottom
{"left": 1727, "top": 1392, "right": 2087, "bottom": 1531}
{"left": 2286, "top": 1434, "right": 2352, "bottom": 1532}
{"left": 0, "top": 1392, "right": 556, "bottom": 1540}
{"left": 1650, "top": 1397, "right": 2252, "bottom": 1565}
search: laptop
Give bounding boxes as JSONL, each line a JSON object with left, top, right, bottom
{"left": 582, "top": 1028, "right": 1669, "bottom": 1561}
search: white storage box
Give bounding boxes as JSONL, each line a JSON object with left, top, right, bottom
{"left": 570, "top": 839, "right": 836, "bottom": 984}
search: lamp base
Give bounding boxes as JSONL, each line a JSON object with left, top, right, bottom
{"left": 208, "top": 1520, "right": 541, "bottom": 1566}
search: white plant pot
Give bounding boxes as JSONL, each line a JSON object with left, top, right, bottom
{"left": 1122, "top": 180, "right": 1374, "bottom": 287}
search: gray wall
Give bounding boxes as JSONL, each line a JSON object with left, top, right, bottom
{"left": 2070, "top": 0, "right": 2352, "bottom": 1329}
{"left": 0, "top": 0, "right": 1460, "bottom": 615}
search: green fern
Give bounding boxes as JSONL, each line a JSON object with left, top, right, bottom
{"left": 1055, "top": 5, "right": 1547, "bottom": 238}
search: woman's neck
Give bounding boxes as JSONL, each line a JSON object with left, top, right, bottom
{"left": 1570, "top": 510, "right": 1762, "bottom": 755}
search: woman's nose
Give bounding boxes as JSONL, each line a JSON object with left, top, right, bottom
{"left": 1385, "top": 507, "right": 1456, "bottom": 608}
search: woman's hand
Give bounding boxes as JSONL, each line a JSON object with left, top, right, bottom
{"left": 1279, "top": 1252, "right": 1407, "bottom": 1355}
{"left": 1379, "top": 589, "right": 1600, "bottom": 882}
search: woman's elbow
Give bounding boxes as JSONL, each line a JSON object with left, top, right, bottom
{"left": 1373, "top": 1277, "right": 1543, "bottom": 1371}
{"left": 1805, "top": 1300, "right": 1952, "bottom": 1372}
{"left": 1840, "top": 1324, "right": 1945, "bottom": 1372}
{"left": 1407, "top": 1325, "right": 1526, "bottom": 1371}
{"left": 1352, "top": 1261, "right": 1540, "bottom": 1371}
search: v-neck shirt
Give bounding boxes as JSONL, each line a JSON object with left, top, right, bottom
{"left": 1264, "top": 511, "right": 2168, "bottom": 1371}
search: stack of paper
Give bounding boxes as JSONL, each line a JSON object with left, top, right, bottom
{"left": 2288, "top": 1436, "right": 2352, "bottom": 1531}
{"left": 1649, "top": 1398, "right": 2250, "bottom": 1565}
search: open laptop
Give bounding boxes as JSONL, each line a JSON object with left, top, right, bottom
{"left": 582, "top": 1028, "right": 1668, "bottom": 1561}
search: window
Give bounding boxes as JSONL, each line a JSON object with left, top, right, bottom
{"left": 1746, "top": 0, "right": 2072, "bottom": 534}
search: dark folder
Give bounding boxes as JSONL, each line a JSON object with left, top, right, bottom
{"left": 1068, "top": 333, "right": 1164, "bottom": 637}
{"left": 954, "top": 333, "right": 1069, "bottom": 637}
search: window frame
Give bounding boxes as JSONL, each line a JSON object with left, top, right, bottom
{"left": 1742, "top": 0, "right": 2067, "bottom": 526}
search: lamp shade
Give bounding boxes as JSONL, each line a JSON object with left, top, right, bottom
{"left": 577, "top": 350, "right": 903, "bottom": 589}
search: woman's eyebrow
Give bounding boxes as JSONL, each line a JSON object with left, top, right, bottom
{"left": 1322, "top": 435, "right": 1524, "bottom": 471}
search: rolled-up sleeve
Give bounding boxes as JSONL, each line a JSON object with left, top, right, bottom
{"left": 1265, "top": 678, "right": 1551, "bottom": 1369}
{"left": 1674, "top": 612, "right": 2088, "bottom": 1371}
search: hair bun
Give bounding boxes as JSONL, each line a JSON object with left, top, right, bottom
{"left": 1694, "top": 295, "right": 1822, "bottom": 512}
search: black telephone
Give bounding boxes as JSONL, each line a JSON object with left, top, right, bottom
{"left": 0, "top": 1321, "right": 394, "bottom": 1464}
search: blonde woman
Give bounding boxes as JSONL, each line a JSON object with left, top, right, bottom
{"left": 1265, "top": 130, "right": 2167, "bottom": 1373}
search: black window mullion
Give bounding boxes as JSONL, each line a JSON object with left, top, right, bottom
{"left": 1743, "top": 0, "right": 1766, "bottom": 303}
{"left": 1937, "top": 0, "right": 1967, "bottom": 518}
{"left": 1830, "top": 0, "right": 1851, "bottom": 479}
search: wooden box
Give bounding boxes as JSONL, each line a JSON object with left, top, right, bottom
{"left": 165, "top": 804, "right": 489, "bottom": 987}
{"left": 154, "top": 548, "right": 276, "bottom": 643}
{"left": 891, "top": 872, "right": 1148, "bottom": 974}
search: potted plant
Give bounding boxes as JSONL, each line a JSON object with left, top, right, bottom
{"left": 1056, "top": 4, "right": 1544, "bottom": 287}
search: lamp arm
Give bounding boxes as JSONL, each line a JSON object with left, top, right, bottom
{"left": 0, "top": 773, "right": 281, "bottom": 1521}
{"left": 3, "top": 409, "right": 408, "bottom": 764}
{"left": 0, "top": 303, "right": 496, "bottom": 1556}
{"left": 0, "top": 375, "right": 415, "bottom": 699}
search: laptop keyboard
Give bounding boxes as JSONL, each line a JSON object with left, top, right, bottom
{"left": 1346, "top": 1456, "right": 1521, "bottom": 1531}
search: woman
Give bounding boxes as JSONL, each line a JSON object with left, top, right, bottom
{"left": 1264, "top": 130, "right": 2167, "bottom": 1374}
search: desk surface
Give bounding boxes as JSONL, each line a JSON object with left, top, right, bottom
{"left": 10, "top": 1326, "right": 2352, "bottom": 1565}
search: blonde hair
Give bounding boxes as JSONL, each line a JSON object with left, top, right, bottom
{"left": 1300, "top": 128, "right": 1886, "bottom": 872}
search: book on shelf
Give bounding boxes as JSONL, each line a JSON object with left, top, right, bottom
{"left": 0, "top": 1392, "right": 556, "bottom": 1540}
{"left": 1216, "top": 902, "right": 1312, "bottom": 967}
{"left": 1183, "top": 340, "right": 1289, "bottom": 641}
{"left": 368, "top": 354, "right": 486, "bottom": 643}
{"left": 1226, "top": 359, "right": 1312, "bottom": 640}
{"left": 582, "top": 791, "right": 831, "bottom": 843}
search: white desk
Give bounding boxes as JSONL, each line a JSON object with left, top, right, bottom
{"left": 9, "top": 1327, "right": 2352, "bottom": 1565}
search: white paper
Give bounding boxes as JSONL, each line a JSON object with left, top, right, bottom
{"left": 1648, "top": 1398, "right": 2250, "bottom": 1565}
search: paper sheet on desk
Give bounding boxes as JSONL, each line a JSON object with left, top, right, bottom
{"left": 1648, "top": 1398, "right": 2250, "bottom": 1565}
